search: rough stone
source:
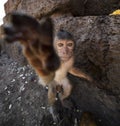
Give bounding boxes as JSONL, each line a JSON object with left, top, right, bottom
{"left": 0, "top": 0, "right": 120, "bottom": 126}
{"left": 4, "top": 0, "right": 120, "bottom": 18}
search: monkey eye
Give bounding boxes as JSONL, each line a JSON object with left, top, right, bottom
{"left": 67, "top": 43, "right": 73, "bottom": 47}
{"left": 57, "top": 43, "right": 64, "bottom": 47}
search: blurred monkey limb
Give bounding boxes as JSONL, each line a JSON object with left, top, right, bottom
{"left": 3, "top": 12, "right": 60, "bottom": 86}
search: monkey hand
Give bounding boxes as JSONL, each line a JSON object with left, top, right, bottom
{"left": 3, "top": 12, "right": 60, "bottom": 84}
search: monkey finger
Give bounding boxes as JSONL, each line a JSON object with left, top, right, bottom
{"left": 3, "top": 24, "right": 16, "bottom": 35}
{"left": 4, "top": 33, "right": 25, "bottom": 43}
{"left": 3, "top": 24, "right": 27, "bottom": 43}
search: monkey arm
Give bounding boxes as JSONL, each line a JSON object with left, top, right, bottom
{"left": 69, "top": 67, "right": 92, "bottom": 81}
{"left": 3, "top": 12, "right": 60, "bottom": 85}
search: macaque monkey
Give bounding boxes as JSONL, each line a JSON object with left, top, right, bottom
{"left": 48, "top": 30, "right": 92, "bottom": 107}
{"left": 3, "top": 12, "right": 93, "bottom": 123}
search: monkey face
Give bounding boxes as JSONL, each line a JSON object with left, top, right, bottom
{"left": 56, "top": 39, "right": 74, "bottom": 62}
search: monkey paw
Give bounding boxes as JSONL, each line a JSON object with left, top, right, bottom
{"left": 3, "top": 12, "right": 53, "bottom": 45}
{"left": 3, "top": 12, "right": 60, "bottom": 80}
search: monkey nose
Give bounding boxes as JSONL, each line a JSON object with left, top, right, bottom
{"left": 63, "top": 48, "right": 68, "bottom": 54}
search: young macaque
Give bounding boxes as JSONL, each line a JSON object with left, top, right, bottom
{"left": 48, "top": 30, "right": 92, "bottom": 107}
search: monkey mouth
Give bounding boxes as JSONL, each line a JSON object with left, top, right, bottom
{"left": 61, "top": 56, "right": 69, "bottom": 59}
{"left": 60, "top": 56, "right": 70, "bottom": 61}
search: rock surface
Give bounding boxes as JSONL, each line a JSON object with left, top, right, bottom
{"left": 0, "top": 53, "right": 50, "bottom": 126}
{"left": 4, "top": 0, "right": 120, "bottom": 18}
{"left": 0, "top": 0, "right": 120, "bottom": 126}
